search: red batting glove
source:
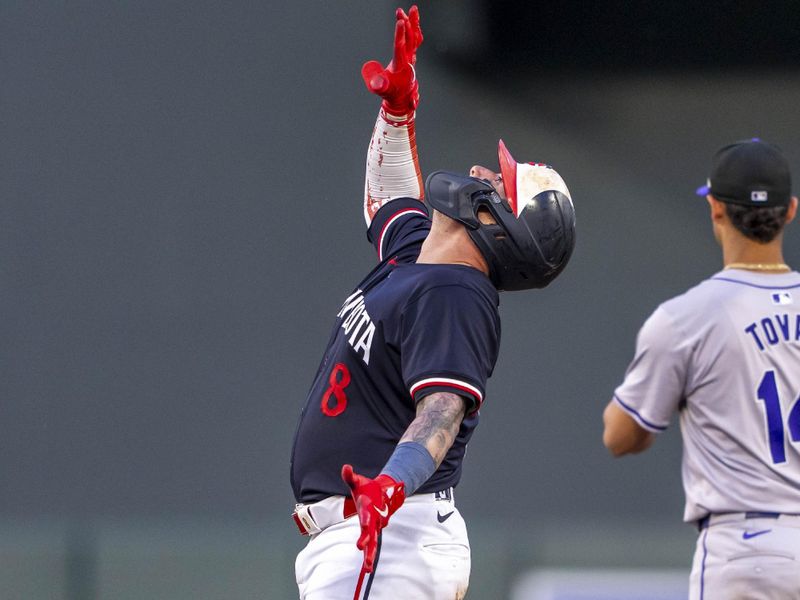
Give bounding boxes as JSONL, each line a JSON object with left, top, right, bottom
{"left": 341, "top": 464, "right": 406, "bottom": 572}
{"left": 361, "top": 5, "right": 423, "bottom": 116}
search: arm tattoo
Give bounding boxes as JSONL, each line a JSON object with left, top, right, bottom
{"left": 399, "top": 392, "right": 467, "bottom": 468}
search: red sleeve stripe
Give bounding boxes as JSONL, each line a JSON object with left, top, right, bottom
{"left": 409, "top": 377, "right": 483, "bottom": 402}
{"left": 377, "top": 208, "right": 427, "bottom": 261}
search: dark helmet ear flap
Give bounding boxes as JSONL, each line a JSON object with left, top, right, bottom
{"left": 425, "top": 171, "right": 500, "bottom": 228}
{"left": 424, "top": 168, "right": 575, "bottom": 291}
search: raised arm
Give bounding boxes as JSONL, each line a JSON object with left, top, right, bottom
{"left": 361, "top": 6, "right": 424, "bottom": 225}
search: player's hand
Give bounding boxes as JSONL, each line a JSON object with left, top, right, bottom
{"left": 361, "top": 5, "right": 423, "bottom": 116}
{"left": 341, "top": 464, "right": 405, "bottom": 572}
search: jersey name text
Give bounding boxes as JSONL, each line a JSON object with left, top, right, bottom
{"left": 336, "top": 290, "right": 376, "bottom": 364}
{"left": 744, "top": 313, "right": 800, "bottom": 351}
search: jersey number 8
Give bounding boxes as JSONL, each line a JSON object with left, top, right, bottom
{"left": 321, "top": 363, "right": 351, "bottom": 417}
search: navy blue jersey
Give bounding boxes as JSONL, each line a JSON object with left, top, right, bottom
{"left": 290, "top": 198, "right": 501, "bottom": 503}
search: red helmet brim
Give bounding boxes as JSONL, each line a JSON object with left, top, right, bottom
{"left": 497, "top": 139, "right": 518, "bottom": 214}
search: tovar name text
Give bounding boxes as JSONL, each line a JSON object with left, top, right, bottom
{"left": 744, "top": 313, "right": 800, "bottom": 351}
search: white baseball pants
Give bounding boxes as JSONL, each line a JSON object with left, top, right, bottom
{"left": 689, "top": 513, "right": 800, "bottom": 599}
{"left": 295, "top": 491, "right": 470, "bottom": 599}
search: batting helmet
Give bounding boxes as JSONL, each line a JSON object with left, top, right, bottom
{"left": 425, "top": 140, "right": 576, "bottom": 291}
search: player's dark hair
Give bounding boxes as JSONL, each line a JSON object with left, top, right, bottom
{"left": 724, "top": 203, "right": 789, "bottom": 243}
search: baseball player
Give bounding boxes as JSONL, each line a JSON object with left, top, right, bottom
{"left": 603, "top": 139, "right": 800, "bottom": 599}
{"left": 289, "top": 6, "right": 576, "bottom": 600}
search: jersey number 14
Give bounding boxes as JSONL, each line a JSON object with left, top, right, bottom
{"left": 756, "top": 370, "right": 800, "bottom": 465}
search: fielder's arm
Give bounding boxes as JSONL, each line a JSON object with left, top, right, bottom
{"left": 602, "top": 399, "right": 655, "bottom": 456}
{"left": 361, "top": 5, "right": 424, "bottom": 225}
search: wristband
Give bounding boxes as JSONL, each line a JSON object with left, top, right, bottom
{"left": 380, "top": 107, "right": 415, "bottom": 126}
{"left": 380, "top": 441, "right": 436, "bottom": 495}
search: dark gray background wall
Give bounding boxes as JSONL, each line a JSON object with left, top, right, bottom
{"left": 3, "top": 1, "right": 800, "bottom": 597}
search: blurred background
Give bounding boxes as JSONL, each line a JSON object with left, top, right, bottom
{"left": 3, "top": 1, "right": 800, "bottom": 598}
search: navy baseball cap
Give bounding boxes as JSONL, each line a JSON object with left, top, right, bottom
{"left": 695, "top": 138, "right": 792, "bottom": 207}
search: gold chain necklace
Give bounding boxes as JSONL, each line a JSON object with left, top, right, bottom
{"left": 724, "top": 262, "right": 791, "bottom": 272}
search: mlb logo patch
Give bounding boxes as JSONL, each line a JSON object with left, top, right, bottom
{"left": 772, "top": 292, "right": 793, "bottom": 305}
{"left": 751, "top": 190, "right": 768, "bottom": 202}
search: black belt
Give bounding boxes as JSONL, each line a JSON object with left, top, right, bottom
{"left": 697, "top": 511, "right": 781, "bottom": 531}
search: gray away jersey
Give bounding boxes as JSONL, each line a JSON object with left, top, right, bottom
{"left": 614, "top": 269, "right": 800, "bottom": 522}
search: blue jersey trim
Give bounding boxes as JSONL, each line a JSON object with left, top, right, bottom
{"left": 700, "top": 528, "right": 708, "bottom": 600}
{"left": 613, "top": 394, "right": 668, "bottom": 432}
{"left": 710, "top": 276, "right": 800, "bottom": 290}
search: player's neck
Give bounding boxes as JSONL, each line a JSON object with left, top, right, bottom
{"left": 417, "top": 214, "right": 489, "bottom": 276}
{"left": 721, "top": 234, "right": 788, "bottom": 272}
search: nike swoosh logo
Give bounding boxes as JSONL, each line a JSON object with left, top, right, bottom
{"left": 437, "top": 511, "right": 454, "bottom": 523}
{"left": 743, "top": 529, "right": 772, "bottom": 540}
{"left": 374, "top": 505, "right": 389, "bottom": 518}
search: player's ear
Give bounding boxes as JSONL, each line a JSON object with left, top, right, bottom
{"left": 706, "top": 195, "right": 726, "bottom": 222}
{"left": 785, "top": 196, "right": 798, "bottom": 225}
{"left": 476, "top": 207, "right": 496, "bottom": 225}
